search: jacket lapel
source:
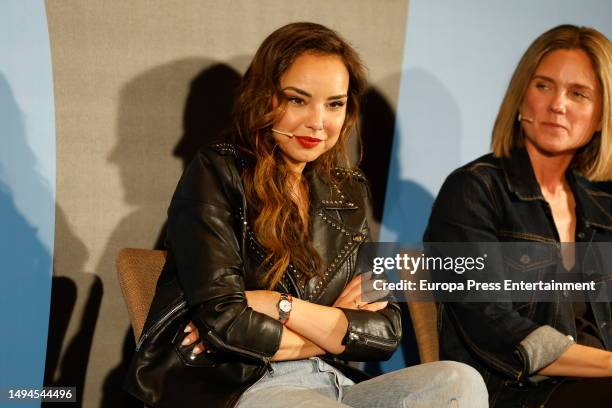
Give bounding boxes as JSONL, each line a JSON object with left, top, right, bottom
{"left": 305, "top": 171, "right": 366, "bottom": 302}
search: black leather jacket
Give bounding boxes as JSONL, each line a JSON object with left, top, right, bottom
{"left": 138, "top": 143, "right": 401, "bottom": 408}
{"left": 424, "top": 148, "right": 612, "bottom": 407}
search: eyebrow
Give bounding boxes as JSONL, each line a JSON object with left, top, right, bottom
{"left": 532, "top": 75, "right": 595, "bottom": 91}
{"left": 282, "top": 86, "right": 348, "bottom": 100}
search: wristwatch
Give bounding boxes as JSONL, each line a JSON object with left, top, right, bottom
{"left": 277, "top": 293, "right": 293, "bottom": 324}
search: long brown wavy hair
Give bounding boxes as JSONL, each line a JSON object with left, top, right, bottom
{"left": 232, "top": 22, "right": 367, "bottom": 289}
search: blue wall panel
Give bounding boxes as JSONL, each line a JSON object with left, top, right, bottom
{"left": 0, "top": 0, "right": 56, "bottom": 403}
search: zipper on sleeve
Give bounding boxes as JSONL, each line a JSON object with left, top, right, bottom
{"left": 206, "top": 329, "right": 273, "bottom": 364}
{"left": 136, "top": 300, "right": 187, "bottom": 351}
{"left": 354, "top": 332, "right": 398, "bottom": 350}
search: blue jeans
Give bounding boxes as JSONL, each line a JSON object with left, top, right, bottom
{"left": 236, "top": 358, "right": 488, "bottom": 407}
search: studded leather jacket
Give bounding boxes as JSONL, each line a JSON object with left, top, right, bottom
{"left": 136, "top": 143, "right": 402, "bottom": 408}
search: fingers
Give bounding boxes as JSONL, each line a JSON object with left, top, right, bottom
{"left": 334, "top": 273, "right": 390, "bottom": 309}
{"left": 339, "top": 277, "right": 364, "bottom": 302}
{"left": 191, "top": 341, "right": 205, "bottom": 355}
{"left": 359, "top": 301, "right": 389, "bottom": 312}
{"left": 335, "top": 274, "right": 364, "bottom": 302}
{"left": 181, "top": 322, "right": 206, "bottom": 357}
{"left": 181, "top": 322, "right": 199, "bottom": 346}
{"left": 334, "top": 273, "right": 384, "bottom": 309}
{"left": 344, "top": 273, "right": 365, "bottom": 293}
{"left": 361, "top": 285, "right": 390, "bottom": 303}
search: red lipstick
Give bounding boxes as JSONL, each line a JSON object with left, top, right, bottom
{"left": 295, "top": 136, "right": 322, "bottom": 148}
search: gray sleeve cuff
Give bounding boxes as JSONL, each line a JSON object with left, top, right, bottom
{"left": 519, "top": 325, "right": 575, "bottom": 374}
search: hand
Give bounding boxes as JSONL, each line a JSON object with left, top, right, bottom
{"left": 181, "top": 321, "right": 206, "bottom": 355}
{"left": 333, "top": 273, "right": 388, "bottom": 311}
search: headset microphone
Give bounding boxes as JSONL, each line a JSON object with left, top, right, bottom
{"left": 272, "top": 129, "right": 294, "bottom": 138}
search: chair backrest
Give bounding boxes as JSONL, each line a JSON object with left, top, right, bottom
{"left": 116, "top": 248, "right": 167, "bottom": 340}
{"left": 398, "top": 248, "right": 439, "bottom": 363}
{"left": 407, "top": 301, "right": 439, "bottom": 363}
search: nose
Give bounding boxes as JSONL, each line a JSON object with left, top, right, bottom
{"left": 306, "top": 104, "right": 324, "bottom": 132}
{"left": 549, "top": 91, "right": 567, "bottom": 114}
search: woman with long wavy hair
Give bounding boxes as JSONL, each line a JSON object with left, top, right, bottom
{"left": 127, "top": 22, "right": 488, "bottom": 408}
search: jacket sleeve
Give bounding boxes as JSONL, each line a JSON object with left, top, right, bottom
{"left": 337, "top": 179, "right": 402, "bottom": 361}
{"left": 424, "top": 168, "right": 574, "bottom": 379}
{"left": 167, "top": 149, "right": 282, "bottom": 361}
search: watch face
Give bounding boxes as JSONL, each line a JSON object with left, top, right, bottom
{"left": 279, "top": 299, "right": 292, "bottom": 313}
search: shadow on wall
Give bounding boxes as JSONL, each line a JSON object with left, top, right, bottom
{"left": 359, "top": 80, "right": 420, "bottom": 375}
{"left": 157, "top": 61, "right": 243, "bottom": 249}
{"left": 0, "top": 73, "right": 53, "bottom": 392}
{"left": 44, "top": 263, "right": 102, "bottom": 408}
{"left": 98, "top": 59, "right": 242, "bottom": 408}
{"left": 360, "top": 86, "right": 396, "bottom": 225}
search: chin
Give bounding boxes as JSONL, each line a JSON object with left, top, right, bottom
{"left": 283, "top": 152, "right": 317, "bottom": 166}
{"left": 531, "top": 140, "right": 578, "bottom": 157}
{"left": 297, "top": 149, "right": 326, "bottom": 161}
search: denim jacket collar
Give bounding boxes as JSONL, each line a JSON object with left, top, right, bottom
{"left": 501, "top": 147, "right": 545, "bottom": 201}
{"left": 570, "top": 172, "right": 612, "bottom": 231}
{"left": 502, "top": 147, "right": 611, "bottom": 230}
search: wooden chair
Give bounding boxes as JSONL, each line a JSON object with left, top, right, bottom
{"left": 399, "top": 248, "right": 439, "bottom": 363}
{"left": 407, "top": 301, "right": 439, "bottom": 363}
{"left": 116, "top": 248, "right": 167, "bottom": 340}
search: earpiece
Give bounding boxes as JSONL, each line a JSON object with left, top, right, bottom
{"left": 518, "top": 113, "right": 534, "bottom": 124}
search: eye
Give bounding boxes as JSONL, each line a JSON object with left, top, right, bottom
{"left": 534, "top": 81, "right": 551, "bottom": 91}
{"left": 328, "top": 100, "right": 346, "bottom": 110}
{"left": 571, "top": 90, "right": 589, "bottom": 100}
{"left": 287, "top": 96, "right": 305, "bottom": 105}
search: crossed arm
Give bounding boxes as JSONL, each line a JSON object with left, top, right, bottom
{"left": 170, "top": 151, "right": 393, "bottom": 363}
{"left": 183, "top": 275, "right": 388, "bottom": 361}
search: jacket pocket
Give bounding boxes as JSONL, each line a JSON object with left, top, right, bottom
{"left": 500, "top": 241, "right": 556, "bottom": 273}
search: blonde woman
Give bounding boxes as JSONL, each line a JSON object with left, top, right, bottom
{"left": 425, "top": 25, "right": 612, "bottom": 407}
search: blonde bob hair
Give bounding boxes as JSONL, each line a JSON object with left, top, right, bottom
{"left": 492, "top": 24, "right": 612, "bottom": 181}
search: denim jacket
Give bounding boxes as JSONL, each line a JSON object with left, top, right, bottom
{"left": 424, "top": 147, "right": 612, "bottom": 407}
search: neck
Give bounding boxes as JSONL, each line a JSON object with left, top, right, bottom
{"left": 524, "top": 143, "right": 573, "bottom": 195}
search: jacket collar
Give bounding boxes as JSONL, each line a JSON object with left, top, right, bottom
{"left": 501, "top": 147, "right": 545, "bottom": 201}
{"left": 307, "top": 170, "right": 359, "bottom": 211}
{"left": 502, "top": 147, "right": 611, "bottom": 229}
{"left": 569, "top": 172, "right": 612, "bottom": 230}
